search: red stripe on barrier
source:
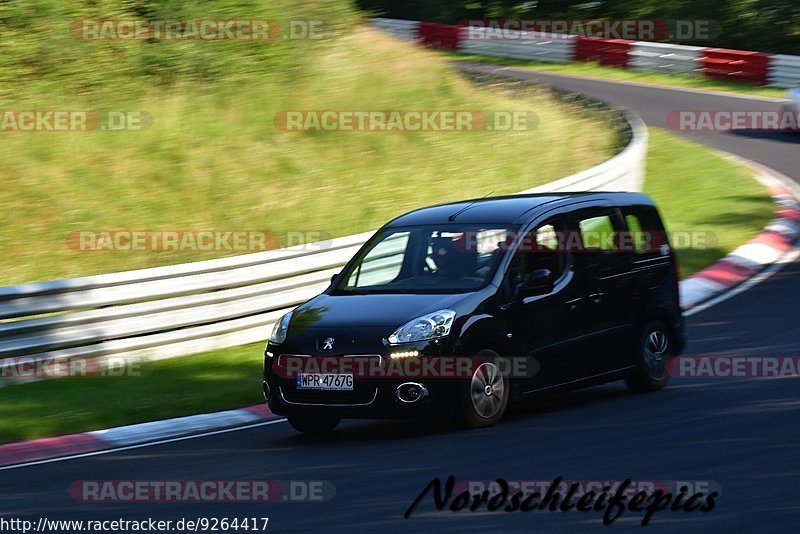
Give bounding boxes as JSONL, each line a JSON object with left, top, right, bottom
{"left": 749, "top": 230, "right": 793, "bottom": 251}
{"left": 767, "top": 185, "right": 795, "bottom": 198}
{"left": 575, "top": 37, "right": 632, "bottom": 67}
{"left": 777, "top": 208, "right": 800, "bottom": 223}
{"left": 0, "top": 433, "right": 102, "bottom": 466}
{"left": 696, "top": 259, "right": 757, "bottom": 286}
{"left": 701, "top": 49, "right": 771, "bottom": 85}
{"left": 417, "top": 22, "right": 462, "bottom": 51}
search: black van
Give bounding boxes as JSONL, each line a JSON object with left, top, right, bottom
{"left": 263, "top": 193, "right": 685, "bottom": 433}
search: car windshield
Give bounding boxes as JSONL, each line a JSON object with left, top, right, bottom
{"left": 333, "top": 225, "right": 517, "bottom": 294}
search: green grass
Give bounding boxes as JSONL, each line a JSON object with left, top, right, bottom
{"left": 644, "top": 128, "right": 774, "bottom": 277}
{"left": 447, "top": 53, "right": 789, "bottom": 100}
{"left": 0, "top": 127, "right": 774, "bottom": 444}
{"left": 0, "top": 3, "right": 617, "bottom": 286}
{"left": 0, "top": 345, "right": 262, "bottom": 443}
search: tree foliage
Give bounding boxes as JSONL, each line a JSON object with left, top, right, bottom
{"left": 358, "top": 0, "right": 800, "bottom": 53}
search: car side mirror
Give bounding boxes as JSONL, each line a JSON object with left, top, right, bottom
{"left": 331, "top": 272, "right": 340, "bottom": 284}
{"left": 515, "top": 269, "right": 553, "bottom": 300}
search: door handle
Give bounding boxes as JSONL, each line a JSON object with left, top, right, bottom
{"left": 589, "top": 292, "right": 605, "bottom": 303}
{"left": 566, "top": 298, "right": 582, "bottom": 310}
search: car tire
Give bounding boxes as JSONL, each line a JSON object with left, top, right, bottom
{"left": 625, "top": 320, "right": 673, "bottom": 392}
{"left": 287, "top": 415, "right": 340, "bottom": 434}
{"left": 457, "top": 349, "right": 510, "bottom": 428}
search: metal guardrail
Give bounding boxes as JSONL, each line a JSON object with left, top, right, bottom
{"left": 0, "top": 33, "right": 649, "bottom": 385}
{"left": 371, "top": 18, "right": 800, "bottom": 90}
{"left": 460, "top": 30, "right": 576, "bottom": 63}
{"left": 629, "top": 42, "right": 703, "bottom": 76}
{"left": 370, "top": 18, "right": 420, "bottom": 42}
{"left": 769, "top": 54, "right": 800, "bottom": 88}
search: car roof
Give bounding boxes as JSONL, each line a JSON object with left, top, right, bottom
{"left": 386, "top": 192, "right": 655, "bottom": 226}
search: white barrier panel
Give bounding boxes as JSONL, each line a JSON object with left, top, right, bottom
{"left": 629, "top": 42, "right": 704, "bottom": 76}
{"left": 370, "top": 18, "right": 420, "bottom": 42}
{"left": 0, "top": 36, "right": 647, "bottom": 384}
{"left": 769, "top": 54, "right": 800, "bottom": 88}
{"left": 460, "top": 29, "right": 577, "bottom": 63}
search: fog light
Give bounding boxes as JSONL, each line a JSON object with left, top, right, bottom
{"left": 396, "top": 382, "right": 428, "bottom": 403}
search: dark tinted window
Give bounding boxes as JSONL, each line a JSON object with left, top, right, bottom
{"left": 506, "top": 219, "right": 568, "bottom": 289}
{"left": 620, "top": 205, "right": 669, "bottom": 260}
{"left": 574, "top": 207, "right": 629, "bottom": 277}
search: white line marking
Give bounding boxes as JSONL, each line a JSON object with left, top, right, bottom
{"left": 0, "top": 418, "right": 288, "bottom": 472}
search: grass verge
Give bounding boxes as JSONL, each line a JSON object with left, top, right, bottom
{"left": 447, "top": 53, "right": 789, "bottom": 100}
{"left": 0, "top": 22, "right": 616, "bottom": 285}
{"left": 0, "top": 127, "right": 775, "bottom": 444}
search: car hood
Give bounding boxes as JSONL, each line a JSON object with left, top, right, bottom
{"left": 289, "top": 292, "right": 471, "bottom": 330}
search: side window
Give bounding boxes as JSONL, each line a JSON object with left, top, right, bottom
{"left": 575, "top": 208, "right": 629, "bottom": 277}
{"left": 578, "top": 215, "right": 617, "bottom": 251}
{"left": 620, "top": 206, "right": 669, "bottom": 260}
{"left": 347, "top": 232, "right": 409, "bottom": 287}
{"left": 507, "top": 219, "right": 567, "bottom": 289}
{"left": 624, "top": 214, "right": 649, "bottom": 254}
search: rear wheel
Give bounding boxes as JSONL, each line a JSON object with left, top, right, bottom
{"left": 625, "top": 321, "right": 672, "bottom": 392}
{"left": 287, "top": 415, "right": 340, "bottom": 434}
{"left": 457, "top": 350, "right": 509, "bottom": 428}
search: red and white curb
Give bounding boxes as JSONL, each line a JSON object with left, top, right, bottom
{"left": 680, "top": 160, "right": 800, "bottom": 310}
{"left": 0, "top": 404, "right": 278, "bottom": 468}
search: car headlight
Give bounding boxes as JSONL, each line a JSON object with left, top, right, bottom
{"left": 269, "top": 311, "right": 292, "bottom": 344}
{"left": 387, "top": 309, "right": 456, "bottom": 345}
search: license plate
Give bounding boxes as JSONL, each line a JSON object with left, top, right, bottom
{"left": 297, "top": 373, "right": 354, "bottom": 391}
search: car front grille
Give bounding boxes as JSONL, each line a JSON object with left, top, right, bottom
{"left": 275, "top": 354, "right": 382, "bottom": 406}
{"left": 279, "top": 386, "right": 378, "bottom": 406}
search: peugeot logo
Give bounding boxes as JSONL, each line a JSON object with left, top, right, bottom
{"left": 322, "top": 337, "right": 335, "bottom": 350}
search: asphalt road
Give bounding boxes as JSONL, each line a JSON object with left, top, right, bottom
{"left": 2, "top": 69, "right": 799, "bottom": 533}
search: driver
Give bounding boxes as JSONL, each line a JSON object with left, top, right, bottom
{"left": 431, "top": 234, "right": 479, "bottom": 281}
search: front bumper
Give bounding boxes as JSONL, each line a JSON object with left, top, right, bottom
{"left": 263, "top": 377, "right": 455, "bottom": 419}
{"left": 263, "top": 340, "right": 462, "bottom": 419}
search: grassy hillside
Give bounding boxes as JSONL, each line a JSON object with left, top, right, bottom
{"left": 0, "top": 0, "right": 617, "bottom": 285}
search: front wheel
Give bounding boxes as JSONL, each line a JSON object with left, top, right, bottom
{"left": 625, "top": 321, "right": 673, "bottom": 392}
{"left": 457, "top": 350, "right": 510, "bottom": 428}
{"left": 287, "top": 415, "right": 340, "bottom": 434}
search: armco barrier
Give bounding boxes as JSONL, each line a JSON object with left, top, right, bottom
{"left": 460, "top": 29, "right": 576, "bottom": 63}
{"left": 370, "top": 18, "right": 420, "bottom": 42}
{"left": 0, "top": 36, "right": 648, "bottom": 385}
{"left": 575, "top": 37, "right": 632, "bottom": 67}
{"left": 769, "top": 54, "right": 800, "bottom": 88}
{"left": 418, "top": 22, "right": 461, "bottom": 50}
{"left": 629, "top": 42, "right": 703, "bottom": 76}
{"left": 371, "top": 18, "right": 800, "bottom": 91}
{"left": 701, "top": 48, "right": 771, "bottom": 85}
